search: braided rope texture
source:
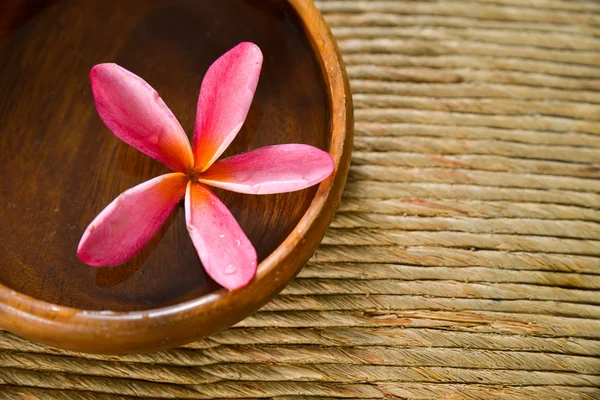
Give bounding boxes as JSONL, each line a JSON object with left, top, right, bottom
{"left": 2, "top": 0, "right": 600, "bottom": 398}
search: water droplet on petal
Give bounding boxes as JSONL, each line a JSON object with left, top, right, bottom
{"left": 234, "top": 170, "right": 252, "bottom": 183}
{"left": 236, "top": 239, "right": 241, "bottom": 246}
{"left": 219, "top": 234, "right": 225, "bottom": 238}
{"left": 224, "top": 264, "right": 237, "bottom": 275}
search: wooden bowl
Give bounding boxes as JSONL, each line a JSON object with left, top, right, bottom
{"left": 0, "top": 0, "right": 352, "bottom": 353}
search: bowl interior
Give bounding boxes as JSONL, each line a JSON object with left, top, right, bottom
{"left": 0, "top": 0, "right": 329, "bottom": 311}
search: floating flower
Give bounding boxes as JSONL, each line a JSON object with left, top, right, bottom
{"left": 77, "top": 42, "right": 334, "bottom": 290}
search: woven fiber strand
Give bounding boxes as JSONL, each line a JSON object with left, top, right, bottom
{"left": 2, "top": 0, "right": 600, "bottom": 398}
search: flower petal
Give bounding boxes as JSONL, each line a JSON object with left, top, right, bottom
{"left": 90, "top": 64, "right": 194, "bottom": 172}
{"left": 78, "top": 173, "right": 188, "bottom": 266}
{"left": 198, "top": 144, "right": 335, "bottom": 194}
{"left": 185, "top": 182, "right": 257, "bottom": 290}
{"left": 193, "top": 42, "right": 263, "bottom": 171}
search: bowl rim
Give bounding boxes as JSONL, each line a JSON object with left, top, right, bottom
{"left": 0, "top": 0, "right": 353, "bottom": 354}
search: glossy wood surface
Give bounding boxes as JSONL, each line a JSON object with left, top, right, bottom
{"left": 0, "top": 0, "right": 352, "bottom": 353}
{"left": 0, "top": 0, "right": 328, "bottom": 311}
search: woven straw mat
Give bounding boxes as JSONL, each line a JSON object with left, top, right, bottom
{"left": 2, "top": 0, "right": 600, "bottom": 399}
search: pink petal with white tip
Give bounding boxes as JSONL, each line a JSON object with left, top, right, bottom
{"left": 198, "top": 144, "right": 335, "bottom": 194}
{"left": 193, "top": 42, "right": 263, "bottom": 171}
{"left": 185, "top": 182, "right": 257, "bottom": 290}
{"left": 77, "top": 173, "right": 188, "bottom": 266}
{"left": 91, "top": 64, "right": 194, "bottom": 172}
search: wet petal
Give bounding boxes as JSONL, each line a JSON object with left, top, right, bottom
{"left": 78, "top": 173, "right": 188, "bottom": 266}
{"left": 198, "top": 144, "right": 335, "bottom": 194}
{"left": 91, "top": 64, "right": 194, "bottom": 172}
{"left": 185, "top": 182, "right": 257, "bottom": 290}
{"left": 193, "top": 42, "right": 263, "bottom": 171}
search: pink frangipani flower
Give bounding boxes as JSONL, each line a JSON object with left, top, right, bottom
{"left": 77, "top": 42, "right": 334, "bottom": 290}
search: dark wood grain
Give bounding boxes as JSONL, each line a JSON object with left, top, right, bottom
{"left": 0, "top": 0, "right": 353, "bottom": 353}
{"left": 0, "top": 0, "right": 56, "bottom": 41}
{"left": 0, "top": 0, "right": 328, "bottom": 310}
